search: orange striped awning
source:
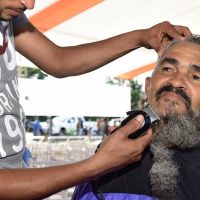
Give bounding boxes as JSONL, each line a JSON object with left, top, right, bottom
{"left": 29, "top": 0, "right": 104, "bottom": 32}
{"left": 116, "top": 62, "right": 156, "bottom": 80}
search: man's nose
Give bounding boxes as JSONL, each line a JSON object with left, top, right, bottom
{"left": 168, "top": 73, "right": 187, "bottom": 91}
{"left": 19, "top": 0, "right": 35, "bottom": 10}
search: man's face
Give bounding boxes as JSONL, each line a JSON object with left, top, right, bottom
{"left": 0, "top": 0, "right": 35, "bottom": 20}
{"left": 145, "top": 41, "right": 200, "bottom": 117}
{"left": 147, "top": 40, "right": 200, "bottom": 200}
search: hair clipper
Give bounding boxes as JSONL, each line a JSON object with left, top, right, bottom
{"left": 108, "top": 105, "right": 160, "bottom": 139}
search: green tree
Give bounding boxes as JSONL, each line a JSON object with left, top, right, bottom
{"left": 17, "top": 66, "right": 47, "bottom": 79}
{"left": 129, "top": 80, "right": 144, "bottom": 109}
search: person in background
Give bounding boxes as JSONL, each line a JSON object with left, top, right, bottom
{"left": 97, "top": 118, "right": 108, "bottom": 136}
{"left": 0, "top": 0, "right": 192, "bottom": 199}
{"left": 46, "top": 116, "right": 53, "bottom": 136}
{"left": 72, "top": 34, "right": 200, "bottom": 200}
{"left": 32, "top": 117, "right": 42, "bottom": 136}
{"left": 76, "top": 117, "right": 84, "bottom": 136}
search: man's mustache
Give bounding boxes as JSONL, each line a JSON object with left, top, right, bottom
{"left": 156, "top": 84, "right": 191, "bottom": 110}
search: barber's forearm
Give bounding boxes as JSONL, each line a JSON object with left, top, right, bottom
{"left": 0, "top": 157, "right": 100, "bottom": 200}
{"left": 53, "top": 30, "right": 142, "bottom": 78}
{"left": 15, "top": 20, "right": 142, "bottom": 78}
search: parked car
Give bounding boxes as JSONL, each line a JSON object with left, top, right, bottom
{"left": 40, "top": 116, "right": 85, "bottom": 136}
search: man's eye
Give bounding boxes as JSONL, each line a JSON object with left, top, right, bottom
{"left": 162, "top": 67, "right": 172, "bottom": 71}
{"left": 192, "top": 75, "right": 200, "bottom": 81}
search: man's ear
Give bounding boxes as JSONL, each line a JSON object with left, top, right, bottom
{"left": 145, "top": 77, "right": 151, "bottom": 98}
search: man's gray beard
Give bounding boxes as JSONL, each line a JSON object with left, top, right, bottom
{"left": 149, "top": 112, "right": 200, "bottom": 200}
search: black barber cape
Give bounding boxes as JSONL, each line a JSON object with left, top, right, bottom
{"left": 175, "top": 147, "right": 200, "bottom": 200}
{"left": 93, "top": 147, "right": 200, "bottom": 200}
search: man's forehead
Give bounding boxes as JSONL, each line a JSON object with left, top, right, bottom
{"left": 162, "top": 41, "right": 200, "bottom": 56}
{"left": 152, "top": 41, "right": 200, "bottom": 75}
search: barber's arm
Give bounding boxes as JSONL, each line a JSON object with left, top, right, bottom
{"left": 14, "top": 21, "right": 191, "bottom": 78}
{"left": 0, "top": 115, "right": 152, "bottom": 200}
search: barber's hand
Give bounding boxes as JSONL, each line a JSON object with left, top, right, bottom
{"left": 138, "top": 21, "right": 192, "bottom": 55}
{"left": 94, "top": 115, "right": 152, "bottom": 174}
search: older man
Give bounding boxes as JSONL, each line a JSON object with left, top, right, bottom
{"left": 72, "top": 35, "right": 200, "bottom": 200}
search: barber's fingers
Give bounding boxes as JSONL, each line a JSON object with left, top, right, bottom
{"left": 159, "top": 25, "right": 191, "bottom": 53}
{"left": 156, "top": 23, "right": 192, "bottom": 55}
{"left": 117, "top": 114, "right": 145, "bottom": 138}
{"left": 118, "top": 114, "right": 153, "bottom": 148}
{"left": 173, "top": 25, "right": 192, "bottom": 38}
{"left": 164, "top": 24, "right": 192, "bottom": 40}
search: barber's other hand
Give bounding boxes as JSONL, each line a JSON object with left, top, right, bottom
{"left": 138, "top": 21, "right": 192, "bottom": 54}
{"left": 94, "top": 115, "right": 152, "bottom": 174}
